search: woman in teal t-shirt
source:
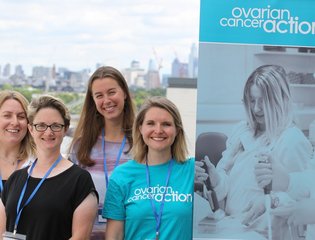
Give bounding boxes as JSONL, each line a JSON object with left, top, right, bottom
{"left": 103, "top": 96, "right": 194, "bottom": 240}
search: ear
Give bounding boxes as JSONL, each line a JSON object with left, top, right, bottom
{"left": 139, "top": 125, "right": 143, "bottom": 135}
{"left": 28, "top": 124, "right": 35, "bottom": 137}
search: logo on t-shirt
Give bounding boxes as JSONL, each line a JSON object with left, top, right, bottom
{"left": 127, "top": 185, "right": 192, "bottom": 203}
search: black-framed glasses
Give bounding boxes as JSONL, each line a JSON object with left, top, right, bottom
{"left": 33, "top": 123, "right": 65, "bottom": 132}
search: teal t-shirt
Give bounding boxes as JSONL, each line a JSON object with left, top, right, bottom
{"left": 103, "top": 158, "right": 194, "bottom": 240}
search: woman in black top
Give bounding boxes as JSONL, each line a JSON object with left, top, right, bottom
{"left": 0, "top": 95, "right": 98, "bottom": 240}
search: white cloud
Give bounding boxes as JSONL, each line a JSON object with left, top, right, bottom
{"left": 0, "top": 0, "right": 199, "bottom": 75}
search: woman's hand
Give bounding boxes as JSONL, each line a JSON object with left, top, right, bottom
{"left": 254, "top": 155, "right": 290, "bottom": 192}
{"left": 242, "top": 196, "right": 265, "bottom": 226}
{"left": 254, "top": 159, "right": 273, "bottom": 189}
{"left": 288, "top": 198, "right": 315, "bottom": 226}
{"left": 195, "top": 156, "right": 220, "bottom": 188}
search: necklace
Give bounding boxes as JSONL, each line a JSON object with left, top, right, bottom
{"left": 1, "top": 158, "right": 17, "bottom": 166}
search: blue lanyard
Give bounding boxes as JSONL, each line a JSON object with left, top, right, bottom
{"left": 0, "top": 175, "right": 3, "bottom": 192}
{"left": 14, "top": 155, "right": 62, "bottom": 234}
{"left": 145, "top": 158, "right": 174, "bottom": 239}
{"left": 101, "top": 128, "right": 126, "bottom": 188}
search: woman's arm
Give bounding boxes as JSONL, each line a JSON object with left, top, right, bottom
{"left": 105, "top": 219, "right": 124, "bottom": 240}
{"left": 70, "top": 192, "right": 98, "bottom": 240}
{"left": 0, "top": 200, "right": 6, "bottom": 237}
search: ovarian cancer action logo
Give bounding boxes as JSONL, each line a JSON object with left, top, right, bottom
{"left": 127, "top": 185, "right": 192, "bottom": 203}
{"left": 219, "top": 5, "right": 315, "bottom": 34}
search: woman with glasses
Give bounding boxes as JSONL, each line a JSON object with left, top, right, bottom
{"left": 0, "top": 90, "right": 35, "bottom": 197}
{"left": 0, "top": 95, "right": 98, "bottom": 240}
{"left": 69, "top": 66, "right": 135, "bottom": 239}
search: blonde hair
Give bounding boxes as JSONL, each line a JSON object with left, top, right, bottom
{"left": 243, "top": 65, "right": 293, "bottom": 142}
{"left": 132, "top": 96, "right": 188, "bottom": 163}
{"left": 0, "top": 90, "right": 35, "bottom": 160}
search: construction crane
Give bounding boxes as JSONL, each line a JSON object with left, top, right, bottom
{"left": 152, "top": 47, "right": 163, "bottom": 72}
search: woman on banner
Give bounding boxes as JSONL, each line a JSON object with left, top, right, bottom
{"left": 103, "top": 96, "right": 194, "bottom": 240}
{"left": 195, "top": 65, "right": 313, "bottom": 237}
{"left": 0, "top": 90, "right": 35, "bottom": 196}
{"left": 0, "top": 95, "right": 98, "bottom": 239}
{"left": 69, "top": 66, "right": 135, "bottom": 239}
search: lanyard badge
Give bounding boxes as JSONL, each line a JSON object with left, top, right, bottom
{"left": 13, "top": 155, "right": 62, "bottom": 235}
{"left": 145, "top": 158, "right": 174, "bottom": 240}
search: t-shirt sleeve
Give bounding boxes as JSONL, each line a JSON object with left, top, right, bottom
{"left": 1, "top": 170, "right": 22, "bottom": 203}
{"left": 72, "top": 168, "right": 99, "bottom": 210}
{"left": 102, "top": 177, "right": 126, "bottom": 221}
{"left": 68, "top": 142, "right": 79, "bottom": 164}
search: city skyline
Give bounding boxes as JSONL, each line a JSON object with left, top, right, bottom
{"left": 0, "top": 0, "right": 200, "bottom": 76}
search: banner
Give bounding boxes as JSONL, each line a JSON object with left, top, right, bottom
{"left": 194, "top": 0, "right": 315, "bottom": 239}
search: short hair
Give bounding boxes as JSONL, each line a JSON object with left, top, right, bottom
{"left": 243, "top": 65, "right": 293, "bottom": 142}
{"left": 0, "top": 90, "right": 35, "bottom": 160}
{"left": 28, "top": 95, "right": 71, "bottom": 130}
{"left": 132, "top": 96, "right": 188, "bottom": 163}
{"left": 70, "top": 66, "right": 135, "bottom": 166}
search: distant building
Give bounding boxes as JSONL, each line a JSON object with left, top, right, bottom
{"left": 122, "top": 60, "right": 146, "bottom": 88}
{"left": 32, "top": 66, "right": 50, "bottom": 87}
{"left": 161, "top": 74, "right": 171, "bottom": 88}
{"left": 3, "top": 63, "right": 11, "bottom": 77}
{"left": 171, "top": 58, "right": 188, "bottom": 78}
{"left": 145, "top": 59, "right": 160, "bottom": 89}
{"left": 188, "top": 43, "right": 198, "bottom": 78}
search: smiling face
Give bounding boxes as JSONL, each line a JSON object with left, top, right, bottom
{"left": 28, "top": 108, "right": 66, "bottom": 152}
{"left": 249, "top": 84, "right": 265, "bottom": 131}
{"left": 139, "top": 107, "right": 177, "bottom": 155}
{"left": 91, "top": 77, "right": 126, "bottom": 123}
{"left": 0, "top": 99, "right": 28, "bottom": 146}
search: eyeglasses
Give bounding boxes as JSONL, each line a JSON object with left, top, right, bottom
{"left": 32, "top": 123, "right": 65, "bottom": 132}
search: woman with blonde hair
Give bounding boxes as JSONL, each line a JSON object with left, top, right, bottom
{"left": 196, "top": 65, "right": 312, "bottom": 239}
{"left": 103, "top": 96, "right": 194, "bottom": 240}
{"left": 0, "top": 90, "right": 35, "bottom": 195}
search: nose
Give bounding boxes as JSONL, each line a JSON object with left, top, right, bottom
{"left": 253, "top": 100, "right": 262, "bottom": 113}
{"left": 102, "top": 94, "right": 112, "bottom": 104}
{"left": 154, "top": 124, "right": 163, "bottom": 133}
{"left": 11, "top": 115, "right": 19, "bottom": 125}
{"left": 44, "top": 126, "right": 55, "bottom": 135}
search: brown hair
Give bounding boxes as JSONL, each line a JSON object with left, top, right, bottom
{"left": 27, "top": 95, "right": 71, "bottom": 130}
{"left": 70, "top": 66, "right": 135, "bottom": 166}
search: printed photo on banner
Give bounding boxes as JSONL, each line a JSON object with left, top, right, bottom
{"left": 194, "top": 1, "right": 315, "bottom": 240}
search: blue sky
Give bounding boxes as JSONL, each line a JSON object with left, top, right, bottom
{"left": 0, "top": 0, "right": 200, "bottom": 75}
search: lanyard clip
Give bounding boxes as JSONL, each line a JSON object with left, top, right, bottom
{"left": 156, "top": 231, "right": 159, "bottom": 240}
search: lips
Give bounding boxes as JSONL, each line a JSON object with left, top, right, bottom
{"left": 254, "top": 114, "right": 264, "bottom": 119}
{"left": 151, "top": 137, "right": 166, "bottom": 141}
{"left": 104, "top": 105, "right": 116, "bottom": 112}
{"left": 6, "top": 129, "right": 20, "bottom": 133}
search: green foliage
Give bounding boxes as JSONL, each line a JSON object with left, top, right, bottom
{"left": 53, "top": 92, "right": 84, "bottom": 114}
{"left": 1, "top": 84, "right": 43, "bottom": 102}
{"left": 1, "top": 84, "right": 166, "bottom": 114}
{"left": 130, "top": 87, "right": 166, "bottom": 109}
